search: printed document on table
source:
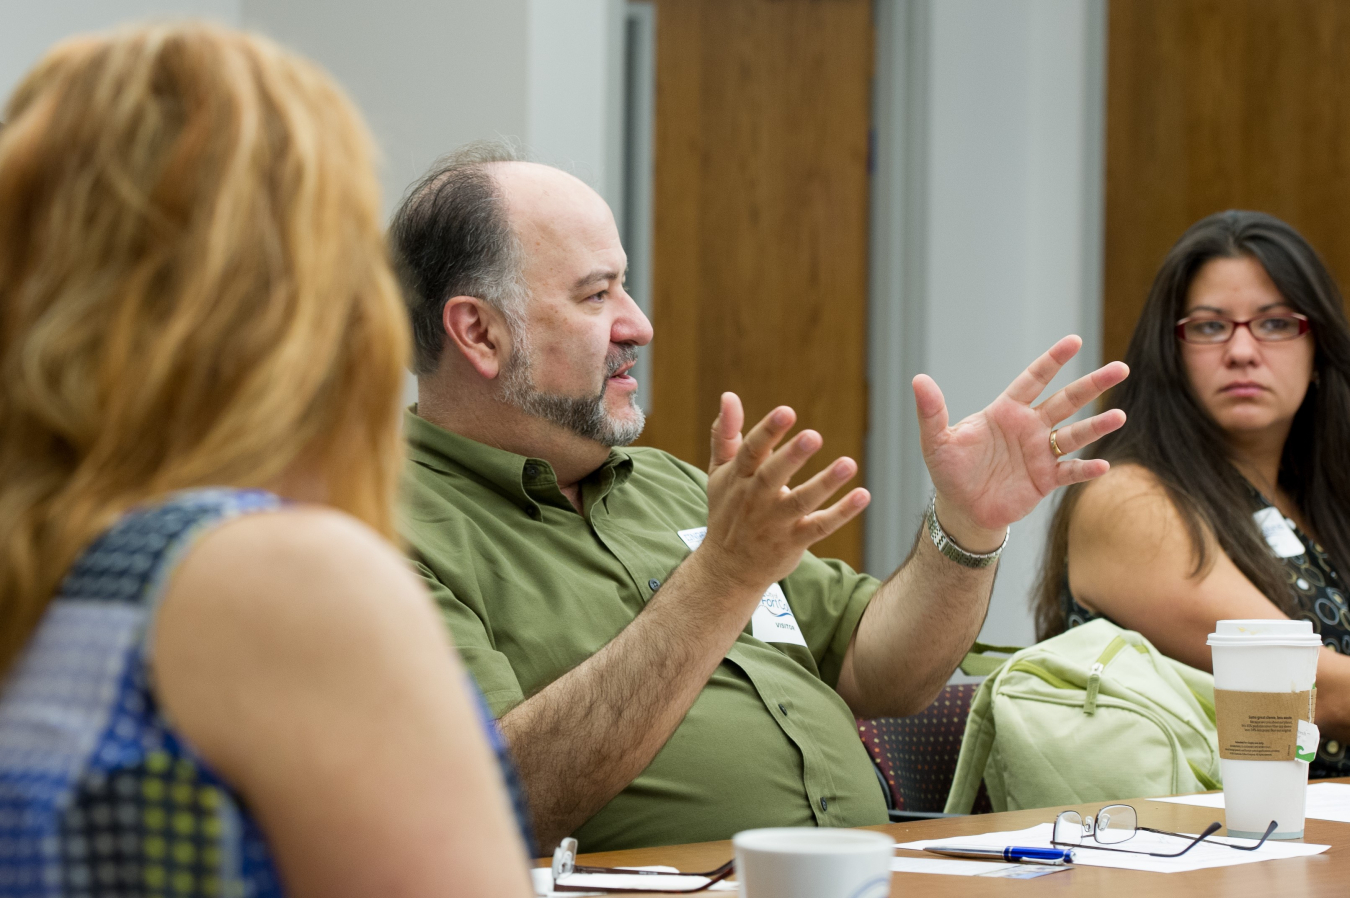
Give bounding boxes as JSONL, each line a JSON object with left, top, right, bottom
{"left": 895, "top": 823, "right": 1328, "bottom": 873}
{"left": 1152, "top": 783, "right": 1350, "bottom": 823}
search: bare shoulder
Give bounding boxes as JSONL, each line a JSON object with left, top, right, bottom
{"left": 181, "top": 505, "right": 400, "bottom": 572}
{"left": 1075, "top": 461, "right": 1168, "bottom": 509}
{"left": 1071, "top": 462, "right": 1190, "bottom": 554}
{"left": 151, "top": 505, "right": 448, "bottom": 769}
{"left": 147, "top": 511, "right": 532, "bottom": 898}
{"left": 1066, "top": 461, "right": 1224, "bottom": 621}
{"left": 158, "top": 506, "right": 434, "bottom": 655}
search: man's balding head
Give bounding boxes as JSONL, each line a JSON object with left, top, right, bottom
{"left": 492, "top": 162, "right": 617, "bottom": 260}
{"left": 388, "top": 147, "right": 624, "bottom": 376}
{"left": 388, "top": 141, "right": 527, "bottom": 375}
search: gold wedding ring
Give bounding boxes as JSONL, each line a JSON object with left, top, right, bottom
{"left": 1049, "top": 429, "right": 1065, "bottom": 458}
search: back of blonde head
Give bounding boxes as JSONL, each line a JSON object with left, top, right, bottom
{"left": 0, "top": 23, "right": 410, "bottom": 670}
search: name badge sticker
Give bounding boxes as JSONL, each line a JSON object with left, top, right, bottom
{"left": 751, "top": 582, "right": 808, "bottom": 646}
{"left": 1253, "top": 507, "right": 1305, "bottom": 558}
{"left": 675, "top": 527, "right": 808, "bottom": 647}
{"left": 676, "top": 527, "right": 708, "bottom": 551}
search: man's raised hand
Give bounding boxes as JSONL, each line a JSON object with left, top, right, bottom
{"left": 699, "top": 393, "right": 870, "bottom": 595}
{"left": 914, "top": 335, "right": 1128, "bottom": 548}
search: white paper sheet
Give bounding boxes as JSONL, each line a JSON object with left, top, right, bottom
{"left": 890, "top": 856, "right": 1068, "bottom": 878}
{"left": 1150, "top": 792, "right": 1226, "bottom": 809}
{"left": 1151, "top": 783, "right": 1350, "bottom": 823}
{"left": 895, "top": 823, "right": 1328, "bottom": 874}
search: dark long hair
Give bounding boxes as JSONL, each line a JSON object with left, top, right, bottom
{"left": 1034, "top": 210, "right": 1350, "bottom": 640}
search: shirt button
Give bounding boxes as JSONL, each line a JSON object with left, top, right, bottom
{"left": 778, "top": 703, "right": 787, "bottom": 715}
{"left": 820, "top": 797, "right": 828, "bottom": 812}
{"left": 525, "top": 464, "right": 540, "bottom": 479}
{"left": 648, "top": 578, "right": 661, "bottom": 591}
{"left": 527, "top": 506, "right": 540, "bottom": 520}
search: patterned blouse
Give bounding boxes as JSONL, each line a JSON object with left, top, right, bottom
{"left": 1062, "top": 488, "right": 1350, "bottom": 779}
{"left": 0, "top": 489, "right": 532, "bottom": 897}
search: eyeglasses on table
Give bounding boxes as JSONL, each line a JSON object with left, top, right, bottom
{"left": 551, "top": 836, "right": 735, "bottom": 893}
{"left": 1050, "top": 804, "right": 1277, "bottom": 858}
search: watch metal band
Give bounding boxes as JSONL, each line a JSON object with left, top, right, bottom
{"left": 925, "top": 497, "right": 1007, "bottom": 569}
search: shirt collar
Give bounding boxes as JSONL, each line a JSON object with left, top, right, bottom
{"left": 404, "top": 407, "right": 634, "bottom": 514}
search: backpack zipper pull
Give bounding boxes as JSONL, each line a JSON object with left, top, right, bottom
{"left": 1084, "top": 662, "right": 1104, "bottom": 715}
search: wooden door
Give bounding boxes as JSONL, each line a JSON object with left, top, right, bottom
{"left": 640, "top": 0, "right": 873, "bottom": 569}
{"left": 1105, "top": 0, "right": 1350, "bottom": 364}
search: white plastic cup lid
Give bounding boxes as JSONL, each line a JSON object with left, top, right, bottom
{"left": 733, "top": 828, "right": 895, "bottom": 854}
{"left": 1207, "top": 619, "right": 1322, "bottom": 647}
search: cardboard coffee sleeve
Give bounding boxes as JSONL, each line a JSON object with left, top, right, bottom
{"left": 1213, "top": 688, "right": 1317, "bottom": 761}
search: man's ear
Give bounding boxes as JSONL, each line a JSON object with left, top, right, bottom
{"left": 442, "top": 295, "right": 513, "bottom": 379}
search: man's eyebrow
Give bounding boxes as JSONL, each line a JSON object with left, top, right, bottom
{"left": 572, "top": 268, "right": 624, "bottom": 292}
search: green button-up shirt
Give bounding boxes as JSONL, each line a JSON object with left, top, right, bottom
{"left": 400, "top": 410, "right": 888, "bottom": 851}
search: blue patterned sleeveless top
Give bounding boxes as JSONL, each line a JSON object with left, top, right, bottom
{"left": 0, "top": 488, "right": 532, "bottom": 897}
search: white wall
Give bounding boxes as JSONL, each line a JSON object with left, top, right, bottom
{"left": 241, "top": 0, "right": 531, "bottom": 218}
{"left": 868, "top": 0, "right": 1106, "bottom": 649}
{"left": 525, "top": 0, "right": 627, "bottom": 210}
{"left": 1, "top": 1, "right": 622, "bottom": 222}
{"left": 0, "top": 0, "right": 240, "bottom": 103}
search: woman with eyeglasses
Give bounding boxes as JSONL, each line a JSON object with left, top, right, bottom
{"left": 1033, "top": 210, "right": 1350, "bottom": 779}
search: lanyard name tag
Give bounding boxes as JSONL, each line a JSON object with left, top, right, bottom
{"left": 1252, "top": 507, "right": 1305, "bottom": 558}
{"left": 676, "top": 527, "right": 808, "bottom": 647}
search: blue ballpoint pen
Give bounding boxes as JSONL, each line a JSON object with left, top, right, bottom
{"left": 922, "top": 846, "right": 1076, "bottom": 865}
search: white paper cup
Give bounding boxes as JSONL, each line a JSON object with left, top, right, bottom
{"left": 733, "top": 828, "right": 894, "bottom": 898}
{"left": 1208, "top": 619, "right": 1321, "bottom": 839}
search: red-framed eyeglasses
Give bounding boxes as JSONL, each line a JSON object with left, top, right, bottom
{"left": 1175, "top": 312, "right": 1311, "bottom": 345}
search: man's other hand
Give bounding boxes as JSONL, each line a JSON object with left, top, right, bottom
{"left": 914, "top": 335, "right": 1129, "bottom": 551}
{"left": 697, "top": 393, "right": 870, "bottom": 597}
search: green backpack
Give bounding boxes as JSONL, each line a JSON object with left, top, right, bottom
{"left": 945, "top": 618, "right": 1222, "bottom": 814}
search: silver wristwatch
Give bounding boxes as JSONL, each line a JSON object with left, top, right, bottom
{"left": 924, "top": 496, "right": 1007, "bottom": 569}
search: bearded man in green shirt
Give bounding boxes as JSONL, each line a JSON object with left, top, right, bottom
{"left": 388, "top": 144, "right": 1129, "bottom": 853}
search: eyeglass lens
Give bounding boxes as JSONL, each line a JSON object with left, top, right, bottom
{"left": 1095, "top": 804, "right": 1138, "bottom": 844}
{"left": 1052, "top": 810, "right": 1084, "bottom": 845}
{"left": 1053, "top": 804, "right": 1139, "bottom": 845}
{"left": 1180, "top": 315, "right": 1305, "bottom": 343}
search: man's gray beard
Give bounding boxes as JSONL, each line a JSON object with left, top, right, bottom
{"left": 499, "top": 336, "right": 645, "bottom": 447}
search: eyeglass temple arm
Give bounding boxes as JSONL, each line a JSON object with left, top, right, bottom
{"left": 556, "top": 859, "right": 734, "bottom": 894}
{"left": 1140, "top": 821, "right": 1221, "bottom": 857}
{"left": 1050, "top": 822, "right": 1219, "bottom": 858}
{"left": 1139, "top": 819, "right": 1275, "bottom": 853}
{"left": 571, "top": 859, "right": 733, "bottom": 880}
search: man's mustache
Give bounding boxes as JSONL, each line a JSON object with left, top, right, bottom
{"left": 606, "top": 345, "right": 639, "bottom": 377}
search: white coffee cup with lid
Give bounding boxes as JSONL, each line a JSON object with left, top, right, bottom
{"left": 1207, "top": 619, "right": 1322, "bottom": 839}
{"left": 732, "top": 827, "right": 893, "bottom": 898}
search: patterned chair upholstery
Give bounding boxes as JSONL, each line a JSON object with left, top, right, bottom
{"left": 857, "top": 682, "right": 991, "bottom": 814}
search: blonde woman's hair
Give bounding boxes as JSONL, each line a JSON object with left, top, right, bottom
{"left": 0, "top": 23, "right": 410, "bottom": 671}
